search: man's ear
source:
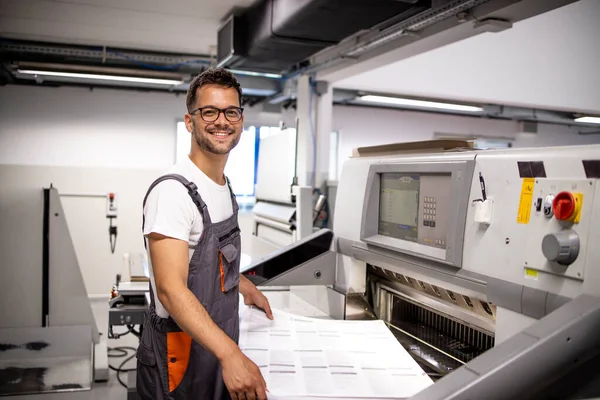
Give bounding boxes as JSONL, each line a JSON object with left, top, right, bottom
{"left": 184, "top": 113, "right": 193, "bottom": 133}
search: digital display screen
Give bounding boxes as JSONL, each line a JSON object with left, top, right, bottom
{"left": 378, "top": 173, "right": 420, "bottom": 242}
{"left": 242, "top": 230, "right": 333, "bottom": 286}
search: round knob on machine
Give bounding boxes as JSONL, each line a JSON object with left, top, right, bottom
{"left": 542, "top": 230, "right": 580, "bottom": 265}
{"left": 552, "top": 191, "right": 576, "bottom": 221}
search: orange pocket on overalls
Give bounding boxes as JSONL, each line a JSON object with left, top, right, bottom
{"left": 166, "top": 331, "right": 192, "bottom": 393}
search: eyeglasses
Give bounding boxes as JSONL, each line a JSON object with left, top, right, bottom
{"left": 189, "top": 106, "right": 244, "bottom": 122}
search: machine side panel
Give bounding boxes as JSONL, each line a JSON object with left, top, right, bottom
{"left": 485, "top": 276, "right": 523, "bottom": 314}
{"left": 583, "top": 181, "right": 600, "bottom": 296}
{"left": 545, "top": 292, "right": 571, "bottom": 315}
{"left": 335, "top": 236, "right": 354, "bottom": 257}
{"left": 260, "top": 251, "right": 336, "bottom": 286}
{"left": 462, "top": 147, "right": 599, "bottom": 301}
{"left": 521, "top": 285, "right": 548, "bottom": 319}
{"left": 408, "top": 367, "right": 479, "bottom": 399}
{"left": 0, "top": 168, "right": 44, "bottom": 328}
{"left": 332, "top": 157, "right": 372, "bottom": 241}
{"left": 332, "top": 158, "right": 373, "bottom": 294}
{"left": 242, "top": 228, "right": 334, "bottom": 285}
{"left": 48, "top": 188, "right": 99, "bottom": 343}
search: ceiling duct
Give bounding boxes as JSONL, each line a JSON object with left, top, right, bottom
{"left": 217, "top": 0, "right": 432, "bottom": 73}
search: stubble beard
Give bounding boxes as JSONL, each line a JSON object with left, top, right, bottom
{"left": 193, "top": 123, "right": 241, "bottom": 155}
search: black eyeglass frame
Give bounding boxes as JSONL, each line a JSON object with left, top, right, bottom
{"left": 189, "top": 106, "right": 244, "bottom": 122}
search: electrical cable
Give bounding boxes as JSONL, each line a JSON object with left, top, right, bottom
{"left": 108, "top": 217, "right": 117, "bottom": 254}
{"left": 108, "top": 346, "right": 137, "bottom": 389}
{"left": 106, "top": 324, "right": 142, "bottom": 389}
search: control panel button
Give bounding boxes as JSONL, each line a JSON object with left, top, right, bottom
{"left": 542, "top": 230, "right": 580, "bottom": 265}
{"left": 552, "top": 191, "right": 582, "bottom": 222}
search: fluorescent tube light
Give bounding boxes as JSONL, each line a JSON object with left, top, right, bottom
{"left": 574, "top": 116, "right": 600, "bottom": 124}
{"left": 17, "top": 69, "right": 183, "bottom": 85}
{"left": 228, "top": 69, "right": 282, "bottom": 79}
{"left": 359, "top": 95, "right": 484, "bottom": 112}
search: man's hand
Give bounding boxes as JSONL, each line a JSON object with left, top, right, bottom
{"left": 239, "top": 275, "right": 274, "bottom": 320}
{"left": 220, "top": 348, "right": 268, "bottom": 400}
{"left": 243, "top": 289, "right": 274, "bottom": 320}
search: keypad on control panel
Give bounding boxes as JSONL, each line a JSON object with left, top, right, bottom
{"left": 423, "top": 196, "right": 436, "bottom": 227}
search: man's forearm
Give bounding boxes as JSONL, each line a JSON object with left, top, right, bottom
{"left": 159, "top": 287, "right": 238, "bottom": 361}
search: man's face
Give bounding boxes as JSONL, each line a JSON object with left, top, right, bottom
{"left": 186, "top": 84, "right": 244, "bottom": 155}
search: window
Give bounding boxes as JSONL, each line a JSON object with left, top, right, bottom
{"left": 259, "top": 126, "right": 282, "bottom": 139}
{"left": 224, "top": 126, "right": 257, "bottom": 196}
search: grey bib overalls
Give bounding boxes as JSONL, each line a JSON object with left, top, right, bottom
{"left": 136, "top": 173, "right": 241, "bottom": 399}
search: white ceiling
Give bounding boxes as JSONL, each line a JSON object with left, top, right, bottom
{"left": 0, "top": 0, "right": 258, "bottom": 55}
{"left": 334, "top": 0, "right": 600, "bottom": 115}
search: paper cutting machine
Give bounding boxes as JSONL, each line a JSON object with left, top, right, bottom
{"left": 242, "top": 143, "right": 600, "bottom": 399}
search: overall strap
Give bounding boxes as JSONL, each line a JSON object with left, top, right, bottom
{"left": 225, "top": 176, "right": 239, "bottom": 213}
{"left": 141, "top": 174, "right": 213, "bottom": 248}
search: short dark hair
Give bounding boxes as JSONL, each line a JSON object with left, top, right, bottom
{"left": 186, "top": 68, "right": 243, "bottom": 112}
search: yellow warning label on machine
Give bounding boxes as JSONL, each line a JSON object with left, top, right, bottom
{"left": 517, "top": 178, "right": 535, "bottom": 224}
{"left": 525, "top": 268, "right": 539, "bottom": 279}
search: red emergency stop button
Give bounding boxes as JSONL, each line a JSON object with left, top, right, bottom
{"left": 552, "top": 191, "right": 576, "bottom": 220}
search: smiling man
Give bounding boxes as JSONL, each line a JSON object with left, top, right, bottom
{"left": 136, "top": 68, "right": 273, "bottom": 400}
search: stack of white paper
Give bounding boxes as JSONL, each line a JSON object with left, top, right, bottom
{"left": 239, "top": 306, "right": 434, "bottom": 399}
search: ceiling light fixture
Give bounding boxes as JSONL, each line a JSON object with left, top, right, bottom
{"left": 228, "top": 69, "right": 282, "bottom": 79}
{"left": 574, "top": 116, "right": 600, "bottom": 124}
{"left": 359, "top": 95, "right": 484, "bottom": 112}
{"left": 17, "top": 69, "right": 184, "bottom": 86}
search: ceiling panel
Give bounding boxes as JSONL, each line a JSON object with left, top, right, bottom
{"left": 0, "top": 0, "right": 259, "bottom": 54}
{"left": 32, "top": 0, "right": 258, "bottom": 18}
{"left": 333, "top": 0, "right": 600, "bottom": 115}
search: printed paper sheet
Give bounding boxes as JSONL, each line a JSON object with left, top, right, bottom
{"left": 239, "top": 306, "right": 433, "bottom": 399}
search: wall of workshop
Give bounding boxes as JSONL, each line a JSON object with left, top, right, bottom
{"left": 331, "top": 105, "right": 600, "bottom": 176}
{"left": 0, "top": 84, "right": 284, "bottom": 169}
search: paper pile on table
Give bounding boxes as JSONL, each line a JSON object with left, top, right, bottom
{"left": 239, "top": 306, "right": 433, "bottom": 399}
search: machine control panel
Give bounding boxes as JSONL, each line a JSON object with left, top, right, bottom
{"left": 360, "top": 160, "right": 474, "bottom": 269}
{"left": 378, "top": 173, "right": 451, "bottom": 251}
{"left": 524, "top": 180, "right": 594, "bottom": 281}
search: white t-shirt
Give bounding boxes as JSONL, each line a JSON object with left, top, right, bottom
{"left": 143, "top": 155, "right": 234, "bottom": 318}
